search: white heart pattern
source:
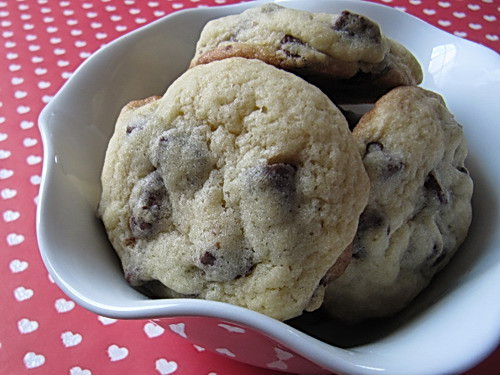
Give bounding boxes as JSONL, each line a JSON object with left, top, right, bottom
{"left": 144, "top": 322, "right": 165, "bottom": 338}
{"left": 23, "top": 138, "right": 38, "bottom": 147}
{"left": 1, "top": 188, "right": 17, "bottom": 199}
{"left": 70, "top": 367, "right": 92, "bottom": 375}
{"left": 168, "top": 323, "right": 187, "bottom": 338}
{"left": 155, "top": 358, "right": 178, "bottom": 375}
{"left": 0, "top": 169, "right": 14, "bottom": 179}
{"left": 107, "top": 344, "right": 129, "bottom": 361}
{"left": 10, "top": 259, "right": 29, "bottom": 273}
{"left": 61, "top": 331, "right": 83, "bottom": 347}
{"left": 14, "top": 286, "right": 34, "bottom": 301}
{"left": 98, "top": 316, "right": 117, "bottom": 325}
{"left": 18, "top": 318, "right": 39, "bottom": 334}
{"left": 7, "top": 233, "right": 24, "bottom": 246}
{"left": 55, "top": 298, "right": 75, "bottom": 313}
{"left": 218, "top": 323, "right": 246, "bottom": 333}
{"left": 23, "top": 352, "right": 45, "bottom": 369}
{"left": 215, "top": 348, "right": 235, "bottom": 358}
{"left": 3, "top": 210, "right": 20, "bottom": 222}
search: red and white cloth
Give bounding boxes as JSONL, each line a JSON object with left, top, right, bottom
{"left": 0, "top": 0, "right": 498, "bottom": 374}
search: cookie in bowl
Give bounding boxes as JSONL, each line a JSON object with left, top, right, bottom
{"left": 189, "top": 3, "right": 422, "bottom": 104}
{"left": 98, "top": 57, "right": 370, "bottom": 321}
{"left": 324, "top": 86, "right": 474, "bottom": 322}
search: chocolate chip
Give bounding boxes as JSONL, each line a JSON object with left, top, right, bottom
{"left": 424, "top": 172, "right": 448, "bottom": 204}
{"left": 457, "top": 166, "right": 469, "bottom": 175}
{"left": 200, "top": 251, "right": 216, "bottom": 266}
{"left": 257, "top": 163, "right": 297, "bottom": 191}
{"left": 357, "top": 208, "right": 385, "bottom": 233}
{"left": 385, "top": 159, "right": 404, "bottom": 175}
{"left": 280, "top": 34, "right": 304, "bottom": 45}
{"left": 332, "top": 11, "right": 381, "bottom": 44}
{"left": 129, "top": 171, "right": 170, "bottom": 239}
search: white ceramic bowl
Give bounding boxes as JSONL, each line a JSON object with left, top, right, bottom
{"left": 37, "top": 1, "right": 500, "bottom": 374}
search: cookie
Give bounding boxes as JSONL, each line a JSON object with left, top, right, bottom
{"left": 99, "top": 58, "right": 370, "bottom": 321}
{"left": 189, "top": 4, "right": 423, "bottom": 104}
{"left": 324, "top": 86, "right": 473, "bottom": 322}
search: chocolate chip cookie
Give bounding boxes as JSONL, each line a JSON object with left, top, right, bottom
{"left": 324, "top": 86, "right": 473, "bottom": 322}
{"left": 99, "top": 58, "right": 370, "bottom": 321}
{"left": 190, "top": 3, "right": 423, "bottom": 104}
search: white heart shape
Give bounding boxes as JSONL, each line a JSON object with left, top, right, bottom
{"left": 438, "top": 19, "right": 451, "bottom": 27}
{"left": 71, "top": 29, "right": 82, "bottom": 36}
{"left": 54, "top": 48, "right": 66, "bottom": 55}
{"left": 218, "top": 323, "right": 246, "bottom": 333}
{"left": 50, "top": 37, "right": 61, "bottom": 44}
{"left": 26, "top": 34, "right": 37, "bottom": 41}
{"left": 17, "top": 105, "right": 30, "bottom": 114}
{"left": 30, "top": 175, "right": 41, "bottom": 185}
{"left": 7, "top": 233, "right": 24, "bottom": 246}
{"left": 0, "top": 133, "right": 7, "bottom": 142}
{"left": 20, "top": 14, "right": 32, "bottom": 20}
{"left": 437, "top": 1, "right": 450, "bottom": 7}
{"left": 43, "top": 16, "right": 54, "bottom": 23}
{"left": 2, "top": 30, "right": 14, "bottom": 38}
{"left": 42, "top": 95, "right": 53, "bottom": 103}
{"left": 60, "top": 1, "right": 70, "bottom": 7}
{"left": 55, "top": 298, "right": 75, "bottom": 313}
{"left": 18, "top": 318, "right": 39, "bottom": 334}
{"left": 23, "top": 24, "right": 34, "bottom": 31}
{"left": 469, "top": 23, "right": 483, "bottom": 30}
{"left": 82, "top": 3, "right": 93, "bottom": 9}
{"left": 75, "top": 40, "right": 86, "bottom": 48}
{"left": 79, "top": 51, "right": 91, "bottom": 59}
{"left": 168, "top": 323, "right": 187, "bottom": 338}
{"left": 135, "top": 18, "right": 147, "bottom": 24}
{"left": 14, "top": 286, "right": 33, "bottom": 301}
{"left": 57, "top": 60, "right": 70, "bottom": 67}
{"left": 153, "top": 10, "right": 165, "bottom": 17}
{"left": 23, "top": 137, "right": 37, "bottom": 147}
{"left": 96, "top": 32, "right": 108, "bottom": 39}
{"left": 483, "top": 15, "right": 496, "bottom": 22}
{"left": 3, "top": 210, "right": 20, "bottom": 222}
{"left": 69, "top": 366, "right": 92, "bottom": 375}
{"left": 155, "top": 358, "right": 178, "bottom": 374}
{"left": 0, "top": 149, "right": 11, "bottom": 159}
{"left": 267, "top": 360, "right": 287, "bottom": 370}
{"left": 454, "top": 31, "right": 468, "bottom": 37}
{"left": 23, "top": 352, "right": 45, "bottom": 369}
{"left": 26, "top": 155, "right": 42, "bottom": 165}
{"left": 64, "top": 9, "right": 74, "bottom": 16}
{"left": 20, "top": 120, "right": 34, "bottom": 129}
{"left": 107, "top": 344, "right": 129, "bottom": 361}
{"left": 38, "top": 81, "right": 50, "bottom": 89}
{"left": 215, "top": 348, "right": 235, "bottom": 357}
{"left": 29, "top": 44, "right": 40, "bottom": 51}
{"left": 115, "top": 25, "right": 127, "bottom": 32}
{"left": 31, "top": 56, "right": 43, "bottom": 63}
{"left": 468, "top": 4, "right": 481, "bottom": 11}
{"left": 172, "top": 3, "right": 184, "bottom": 9}
{"left": 9, "top": 64, "right": 21, "bottom": 71}
{"left": 61, "top": 71, "right": 72, "bottom": 79}
{"left": 193, "top": 345, "right": 205, "bottom": 352}
{"left": 106, "top": 5, "right": 117, "bottom": 12}
{"left": 15, "top": 90, "right": 28, "bottom": 98}
{"left": 485, "top": 34, "right": 499, "bottom": 41}
{"left": 423, "top": 8, "right": 436, "bottom": 15}
{"left": 144, "top": 322, "right": 165, "bottom": 338}
{"left": 91, "top": 22, "right": 102, "bottom": 29}
{"left": 35, "top": 67, "right": 47, "bottom": 75}
{"left": 1, "top": 188, "right": 17, "bottom": 199}
{"left": 10, "top": 259, "right": 29, "bottom": 273}
{"left": 275, "top": 347, "right": 294, "bottom": 361}
{"left": 67, "top": 19, "right": 78, "bottom": 26}
{"left": 7, "top": 52, "right": 18, "bottom": 60}
{"left": 148, "top": 2, "right": 159, "bottom": 7}
{"left": 0, "top": 169, "right": 14, "bottom": 179}
{"left": 47, "top": 26, "right": 58, "bottom": 33}
{"left": 11, "top": 77, "right": 24, "bottom": 85}
{"left": 98, "top": 316, "right": 117, "bottom": 325}
{"left": 61, "top": 331, "right": 83, "bottom": 347}
{"left": 87, "top": 11, "right": 98, "bottom": 18}
{"left": 110, "top": 15, "right": 121, "bottom": 21}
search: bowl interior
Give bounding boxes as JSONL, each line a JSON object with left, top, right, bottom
{"left": 37, "top": 0, "right": 500, "bottom": 373}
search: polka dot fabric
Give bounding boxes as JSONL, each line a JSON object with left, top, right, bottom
{"left": 0, "top": 0, "right": 498, "bottom": 374}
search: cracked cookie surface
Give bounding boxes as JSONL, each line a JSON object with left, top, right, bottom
{"left": 324, "top": 86, "right": 473, "bottom": 322}
{"left": 99, "top": 58, "right": 369, "bottom": 321}
{"left": 190, "top": 3, "right": 422, "bottom": 104}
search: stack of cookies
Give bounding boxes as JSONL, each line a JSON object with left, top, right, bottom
{"left": 99, "top": 4, "right": 473, "bottom": 322}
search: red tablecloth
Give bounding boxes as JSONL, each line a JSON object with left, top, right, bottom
{"left": 1, "top": 0, "right": 498, "bottom": 374}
